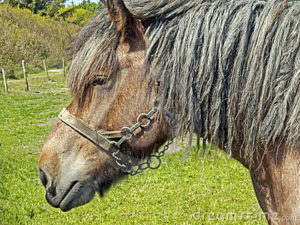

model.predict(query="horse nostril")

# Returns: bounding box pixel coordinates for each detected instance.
[47,183,56,196]
[39,167,48,188]
[39,167,57,198]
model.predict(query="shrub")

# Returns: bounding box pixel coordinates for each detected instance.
[0,4,80,76]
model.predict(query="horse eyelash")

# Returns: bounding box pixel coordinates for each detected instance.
[93,75,107,86]
[93,80,106,86]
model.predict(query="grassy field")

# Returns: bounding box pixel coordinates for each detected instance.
[0,72,267,224]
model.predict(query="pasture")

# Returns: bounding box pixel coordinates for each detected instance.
[0,72,265,224]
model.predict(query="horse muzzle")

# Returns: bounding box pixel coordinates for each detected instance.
[39,166,95,211]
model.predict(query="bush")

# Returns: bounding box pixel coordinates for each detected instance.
[57,6,95,26]
[0,4,80,77]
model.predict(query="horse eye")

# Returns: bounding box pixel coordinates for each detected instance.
[93,79,105,86]
[93,76,107,86]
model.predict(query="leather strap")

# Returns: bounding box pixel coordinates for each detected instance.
[58,108,118,152]
[100,131,122,139]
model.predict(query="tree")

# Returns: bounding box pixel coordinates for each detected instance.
[78,0,102,13]
[2,0,66,16]
[56,1,103,26]
[2,0,52,13]
[42,0,65,17]
[57,6,94,26]
[1,0,102,22]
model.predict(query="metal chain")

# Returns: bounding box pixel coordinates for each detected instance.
[111,138,174,175]
[113,107,158,148]
[128,138,174,176]
[110,107,158,171]
[110,107,174,176]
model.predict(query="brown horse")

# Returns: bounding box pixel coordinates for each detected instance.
[39,0,300,224]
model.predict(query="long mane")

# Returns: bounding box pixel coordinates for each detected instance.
[69,0,300,164]
[68,11,120,96]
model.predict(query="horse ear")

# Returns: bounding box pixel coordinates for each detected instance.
[104,0,142,42]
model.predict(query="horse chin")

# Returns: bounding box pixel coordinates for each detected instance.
[95,179,113,197]
[58,181,95,212]
[58,173,119,211]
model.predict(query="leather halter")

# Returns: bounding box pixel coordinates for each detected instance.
[58,108,121,152]
[57,79,165,174]
[58,107,158,172]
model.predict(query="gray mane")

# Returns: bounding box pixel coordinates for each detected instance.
[69,0,300,164]
[68,11,120,96]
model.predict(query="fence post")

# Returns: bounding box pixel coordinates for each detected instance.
[62,58,65,77]
[43,60,50,81]
[2,68,8,92]
[22,60,29,91]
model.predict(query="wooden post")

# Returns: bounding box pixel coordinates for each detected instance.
[43,60,50,81]
[22,60,29,91]
[62,58,65,77]
[2,68,8,92]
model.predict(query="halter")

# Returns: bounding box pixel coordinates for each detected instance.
[58,107,173,175]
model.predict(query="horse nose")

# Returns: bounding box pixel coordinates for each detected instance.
[39,167,48,188]
[39,167,61,207]
[39,167,50,188]
[39,167,56,196]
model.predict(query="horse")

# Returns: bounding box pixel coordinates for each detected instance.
[38,0,300,224]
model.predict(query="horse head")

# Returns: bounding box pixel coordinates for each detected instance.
[38,0,170,211]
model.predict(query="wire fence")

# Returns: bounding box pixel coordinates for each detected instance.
[1,58,66,93]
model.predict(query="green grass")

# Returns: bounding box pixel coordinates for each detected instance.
[0,72,267,224]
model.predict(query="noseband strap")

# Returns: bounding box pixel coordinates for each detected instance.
[58,108,118,152]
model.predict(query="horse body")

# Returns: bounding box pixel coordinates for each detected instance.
[39,0,300,224]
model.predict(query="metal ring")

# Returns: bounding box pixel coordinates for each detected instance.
[148,155,161,170]
[110,141,118,146]
[139,162,149,170]
[115,160,127,168]
[112,150,121,161]
[137,113,150,128]
[121,127,133,139]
